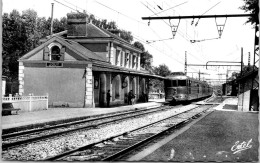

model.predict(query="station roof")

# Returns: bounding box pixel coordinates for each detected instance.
[20,35,163,80]
[92,61,165,79]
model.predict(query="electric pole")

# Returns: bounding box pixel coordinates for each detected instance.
[50,3,54,36]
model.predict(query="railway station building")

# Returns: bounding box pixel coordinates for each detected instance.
[18,14,162,108]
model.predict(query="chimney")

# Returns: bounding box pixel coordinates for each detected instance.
[67,12,88,37]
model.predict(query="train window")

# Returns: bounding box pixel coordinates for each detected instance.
[172,80,177,86]
[178,80,186,86]
[165,80,177,87]
[165,80,171,87]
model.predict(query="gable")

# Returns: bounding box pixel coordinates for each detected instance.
[25,42,84,61]
[28,49,44,60]
[64,52,77,61]
[20,36,109,65]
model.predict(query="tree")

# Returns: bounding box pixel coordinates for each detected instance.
[153,64,172,77]
[149,64,172,93]
[240,0,259,25]
[2,10,24,80]
[119,29,133,43]
[171,72,185,76]
[53,17,67,34]
[141,51,153,71]
[149,78,164,93]
[2,9,67,80]
[133,41,145,51]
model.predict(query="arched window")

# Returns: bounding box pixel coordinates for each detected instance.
[51,46,61,61]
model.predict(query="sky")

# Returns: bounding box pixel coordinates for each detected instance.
[2,0,256,85]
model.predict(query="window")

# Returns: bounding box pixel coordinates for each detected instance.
[129,54,132,68]
[115,50,120,65]
[172,80,177,86]
[136,54,139,69]
[44,43,65,61]
[125,53,129,67]
[165,80,177,87]
[178,80,187,86]
[132,55,136,68]
[120,51,124,66]
[50,46,61,61]
[165,80,171,87]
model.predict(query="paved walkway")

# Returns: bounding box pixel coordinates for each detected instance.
[128,97,259,162]
[1,100,164,130]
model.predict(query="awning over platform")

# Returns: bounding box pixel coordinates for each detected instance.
[92,65,165,80]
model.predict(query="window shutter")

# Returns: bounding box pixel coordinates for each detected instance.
[60,47,66,61]
[43,47,49,60]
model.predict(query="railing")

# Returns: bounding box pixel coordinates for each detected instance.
[2,94,48,112]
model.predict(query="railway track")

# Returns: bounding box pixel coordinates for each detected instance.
[2,105,174,150]
[45,104,216,161]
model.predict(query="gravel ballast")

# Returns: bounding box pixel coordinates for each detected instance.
[2,105,199,161]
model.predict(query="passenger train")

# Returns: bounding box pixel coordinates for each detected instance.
[164,74,213,104]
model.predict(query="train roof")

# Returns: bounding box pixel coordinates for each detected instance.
[165,75,211,86]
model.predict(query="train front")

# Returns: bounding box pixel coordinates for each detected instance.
[164,76,188,104]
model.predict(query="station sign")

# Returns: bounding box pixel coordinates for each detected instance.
[46,62,63,67]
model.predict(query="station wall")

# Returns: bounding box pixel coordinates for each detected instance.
[23,67,85,107]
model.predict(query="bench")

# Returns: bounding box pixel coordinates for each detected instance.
[2,103,21,116]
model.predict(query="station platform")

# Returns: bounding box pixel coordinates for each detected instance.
[1,99,165,131]
[128,98,259,162]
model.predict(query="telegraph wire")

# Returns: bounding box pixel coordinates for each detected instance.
[194,1,221,26]
[54,0,198,72]
[54,0,81,13]
[95,0,144,24]
[131,33,195,70]
[95,0,187,64]
[149,1,188,17]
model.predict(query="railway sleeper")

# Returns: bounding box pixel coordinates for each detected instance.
[102,146,125,151]
[114,141,139,146]
[131,133,155,137]
[62,155,98,161]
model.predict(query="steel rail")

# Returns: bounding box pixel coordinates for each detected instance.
[102,106,215,161]
[2,106,162,138]
[2,105,170,150]
[44,105,214,161]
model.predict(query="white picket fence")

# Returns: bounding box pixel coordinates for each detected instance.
[2,94,48,112]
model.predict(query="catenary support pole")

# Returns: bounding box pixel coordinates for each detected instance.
[50,3,54,36]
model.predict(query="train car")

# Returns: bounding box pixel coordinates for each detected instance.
[164,75,213,104]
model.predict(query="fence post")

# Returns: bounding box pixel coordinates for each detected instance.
[46,93,49,110]
[29,94,32,112]
[9,94,12,101]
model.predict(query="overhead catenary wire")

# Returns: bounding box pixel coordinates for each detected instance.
[95,0,190,65]
[142,1,203,54]
[134,35,198,71]
[143,1,206,66]
[94,0,202,66]
[54,0,80,13]
[194,1,221,26]
[55,0,199,72]
[149,1,188,17]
